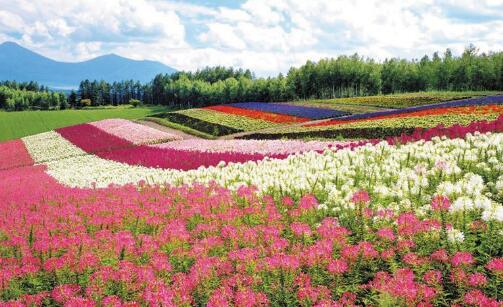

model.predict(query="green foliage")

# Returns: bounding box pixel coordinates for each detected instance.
[129,99,142,107]
[80,99,92,107]
[175,108,278,131]
[153,112,242,137]
[143,117,216,139]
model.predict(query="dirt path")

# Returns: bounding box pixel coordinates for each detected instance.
[135,120,202,140]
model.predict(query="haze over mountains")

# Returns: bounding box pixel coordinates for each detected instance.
[0,42,176,89]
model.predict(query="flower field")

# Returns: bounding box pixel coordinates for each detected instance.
[151,102,348,137]
[243,96,503,140]
[1,96,503,306]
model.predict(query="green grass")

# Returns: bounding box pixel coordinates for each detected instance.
[0,106,170,141]
[143,117,217,139]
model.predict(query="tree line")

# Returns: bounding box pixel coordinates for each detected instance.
[1,45,502,111]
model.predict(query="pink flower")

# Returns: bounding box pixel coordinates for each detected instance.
[468,272,487,287]
[282,196,294,207]
[486,258,503,275]
[464,289,486,305]
[376,228,395,241]
[291,222,312,237]
[234,288,268,307]
[351,190,370,204]
[431,195,450,212]
[298,195,319,210]
[450,268,468,286]
[51,284,81,304]
[451,251,475,267]
[327,259,348,275]
[423,270,442,286]
[431,249,449,263]
[381,248,396,260]
[297,285,330,304]
[403,253,425,266]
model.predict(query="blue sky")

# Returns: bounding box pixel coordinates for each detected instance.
[0,0,502,76]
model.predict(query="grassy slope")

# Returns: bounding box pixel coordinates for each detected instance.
[0,106,169,141]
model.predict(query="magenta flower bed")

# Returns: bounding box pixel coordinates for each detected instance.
[57,124,287,170]
[57,124,132,153]
[0,139,34,171]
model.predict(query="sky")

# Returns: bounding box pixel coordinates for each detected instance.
[0,0,502,76]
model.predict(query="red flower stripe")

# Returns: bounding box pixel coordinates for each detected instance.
[206,105,310,123]
[306,104,503,127]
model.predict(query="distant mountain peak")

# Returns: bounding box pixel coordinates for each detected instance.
[0,41,176,89]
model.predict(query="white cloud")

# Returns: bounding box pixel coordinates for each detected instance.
[0,0,502,76]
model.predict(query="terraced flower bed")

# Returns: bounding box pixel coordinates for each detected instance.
[152,112,243,137]
[205,105,310,123]
[229,102,350,119]
[245,102,503,140]
[317,91,501,108]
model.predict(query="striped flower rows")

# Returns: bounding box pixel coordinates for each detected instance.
[228,102,350,119]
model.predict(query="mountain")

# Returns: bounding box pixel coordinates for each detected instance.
[0,41,176,89]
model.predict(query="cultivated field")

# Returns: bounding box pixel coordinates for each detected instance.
[1,93,503,306]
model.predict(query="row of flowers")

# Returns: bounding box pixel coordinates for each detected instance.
[89,119,182,144]
[308,104,503,127]
[174,108,278,131]
[0,162,501,305]
[228,102,349,120]
[205,105,310,123]
[255,108,503,138]
[56,124,286,170]
[321,94,503,122]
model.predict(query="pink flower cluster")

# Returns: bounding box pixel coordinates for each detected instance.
[90,119,182,144]
[0,166,500,306]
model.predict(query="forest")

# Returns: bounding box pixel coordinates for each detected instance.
[1,45,502,111]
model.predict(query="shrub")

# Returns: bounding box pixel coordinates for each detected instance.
[129,99,142,108]
[81,99,92,107]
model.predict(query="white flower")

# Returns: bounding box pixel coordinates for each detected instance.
[482,205,503,222]
[447,228,465,243]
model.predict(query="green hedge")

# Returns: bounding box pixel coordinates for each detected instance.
[152,113,242,137]
[238,127,416,140]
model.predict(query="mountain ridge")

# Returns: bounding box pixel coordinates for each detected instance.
[0,42,176,89]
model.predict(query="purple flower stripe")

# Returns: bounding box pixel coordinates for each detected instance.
[229,102,350,119]
[335,95,503,121]
[57,124,288,170]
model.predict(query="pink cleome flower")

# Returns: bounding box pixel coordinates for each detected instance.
[486,258,503,275]
[431,195,451,212]
[451,251,475,267]
[351,190,370,204]
[327,259,349,275]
